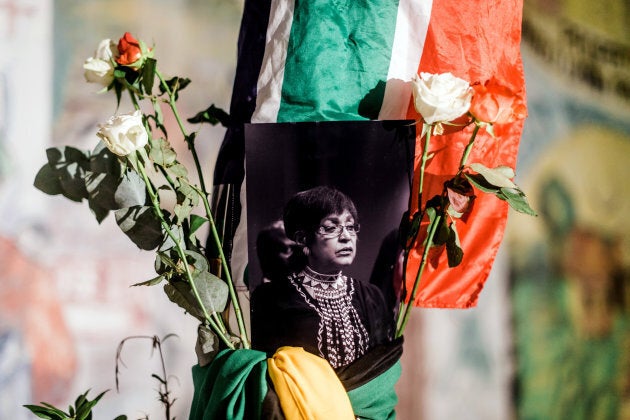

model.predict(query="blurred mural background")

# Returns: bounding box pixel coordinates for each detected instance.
[0,0,628,419]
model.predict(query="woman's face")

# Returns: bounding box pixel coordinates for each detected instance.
[307,209,358,273]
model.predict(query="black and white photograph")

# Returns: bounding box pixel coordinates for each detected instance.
[244,120,415,366]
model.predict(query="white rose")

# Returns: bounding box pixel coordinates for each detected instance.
[94,38,118,61]
[96,110,149,156]
[411,72,473,125]
[83,57,115,87]
[83,39,119,88]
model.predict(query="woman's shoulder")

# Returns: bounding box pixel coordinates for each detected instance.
[346,276,389,305]
[250,273,307,306]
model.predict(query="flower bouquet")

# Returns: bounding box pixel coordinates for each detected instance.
[35,32,249,355]
[395,72,535,334]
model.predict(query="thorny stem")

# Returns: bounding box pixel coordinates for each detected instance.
[458,122,481,171]
[156,70,207,193]
[154,70,249,347]
[417,124,432,204]
[194,185,250,349]
[396,120,480,337]
[130,69,249,348]
[396,212,442,337]
[136,158,233,349]
[394,124,433,336]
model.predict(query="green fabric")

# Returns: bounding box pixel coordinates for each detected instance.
[347,360,402,420]
[189,349,268,420]
[279,0,400,122]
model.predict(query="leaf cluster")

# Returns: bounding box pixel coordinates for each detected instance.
[23,389,126,420]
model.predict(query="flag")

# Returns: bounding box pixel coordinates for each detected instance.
[211,0,526,308]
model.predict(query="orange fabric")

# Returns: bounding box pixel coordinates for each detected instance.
[405,0,526,307]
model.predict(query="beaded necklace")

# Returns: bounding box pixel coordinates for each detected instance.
[291,266,369,368]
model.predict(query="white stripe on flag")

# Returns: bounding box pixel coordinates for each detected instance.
[378,0,433,120]
[251,0,295,123]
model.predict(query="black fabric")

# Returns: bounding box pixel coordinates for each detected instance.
[205,0,272,265]
[260,373,286,420]
[251,275,394,366]
[335,336,404,391]
[213,0,271,187]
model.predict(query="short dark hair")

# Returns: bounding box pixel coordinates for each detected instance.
[283,186,358,240]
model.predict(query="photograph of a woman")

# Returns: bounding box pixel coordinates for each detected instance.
[242,120,414,418]
[250,186,392,368]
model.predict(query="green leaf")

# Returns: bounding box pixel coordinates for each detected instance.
[132,274,164,287]
[58,162,89,202]
[164,281,204,320]
[159,76,191,101]
[196,324,220,365]
[142,57,156,94]
[85,171,119,210]
[464,173,501,194]
[174,179,199,223]
[190,215,208,236]
[174,203,193,223]
[42,147,92,203]
[499,187,538,216]
[62,147,91,167]
[74,390,107,420]
[167,162,188,178]
[184,249,210,273]
[89,143,121,176]
[114,206,163,250]
[469,163,517,189]
[194,270,229,313]
[88,197,110,224]
[432,215,449,246]
[114,79,123,109]
[446,222,464,267]
[114,170,147,208]
[155,251,178,276]
[149,137,177,167]
[34,164,64,196]
[187,104,231,126]
[22,404,67,420]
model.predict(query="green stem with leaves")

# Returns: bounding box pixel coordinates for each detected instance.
[194,185,250,348]
[135,156,233,349]
[394,124,433,336]
[156,70,207,193]
[396,212,442,337]
[153,70,249,348]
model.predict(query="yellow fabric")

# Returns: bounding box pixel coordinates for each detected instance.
[267,346,355,420]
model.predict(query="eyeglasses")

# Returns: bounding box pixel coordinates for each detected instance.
[317,223,360,238]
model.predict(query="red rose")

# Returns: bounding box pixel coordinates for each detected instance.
[115,32,143,66]
[469,78,527,124]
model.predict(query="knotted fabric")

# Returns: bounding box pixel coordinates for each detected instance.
[189,348,268,420]
[267,346,355,420]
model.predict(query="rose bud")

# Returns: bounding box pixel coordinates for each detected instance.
[445,178,475,217]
